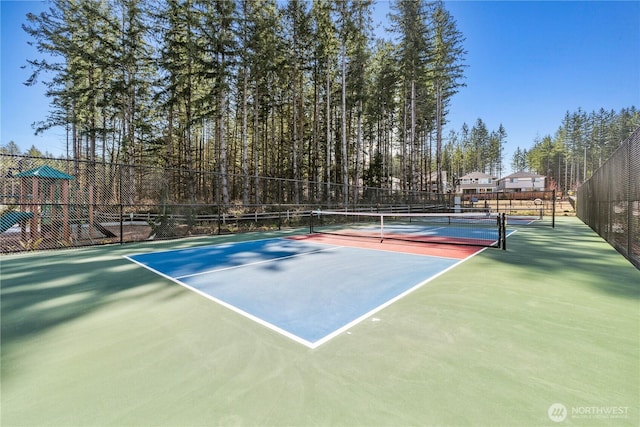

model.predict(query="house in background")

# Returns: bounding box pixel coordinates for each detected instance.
[497,171,546,192]
[425,171,450,193]
[456,172,498,194]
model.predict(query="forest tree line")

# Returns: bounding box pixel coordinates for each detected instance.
[16,0,466,205]
[439,107,639,194]
[9,0,639,205]
[510,107,638,193]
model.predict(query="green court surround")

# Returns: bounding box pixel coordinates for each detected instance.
[1,217,638,426]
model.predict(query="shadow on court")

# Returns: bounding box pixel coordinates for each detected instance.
[1,249,173,356]
[484,217,640,299]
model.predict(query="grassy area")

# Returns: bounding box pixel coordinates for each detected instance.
[1,217,638,426]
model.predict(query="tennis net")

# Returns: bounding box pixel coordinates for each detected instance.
[310,210,506,249]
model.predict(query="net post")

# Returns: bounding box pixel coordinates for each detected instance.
[501,213,507,250]
[309,210,315,234]
[497,212,502,249]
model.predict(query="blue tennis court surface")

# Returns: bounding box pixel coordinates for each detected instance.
[125,238,470,348]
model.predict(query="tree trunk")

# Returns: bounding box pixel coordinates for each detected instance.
[341,52,348,206]
[219,52,229,206]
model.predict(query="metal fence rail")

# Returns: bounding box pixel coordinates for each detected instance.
[577,126,640,269]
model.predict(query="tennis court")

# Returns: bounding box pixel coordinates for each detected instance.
[126,236,477,348]
[2,216,639,426]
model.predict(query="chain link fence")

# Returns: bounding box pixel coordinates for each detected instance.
[1,153,566,253]
[1,154,459,252]
[457,190,558,224]
[576,126,640,269]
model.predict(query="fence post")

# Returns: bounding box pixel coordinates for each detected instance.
[119,164,124,244]
[627,140,632,259]
[217,206,221,235]
[118,204,123,244]
[551,189,555,228]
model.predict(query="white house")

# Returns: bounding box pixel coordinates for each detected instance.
[457,172,498,194]
[425,171,450,193]
[497,171,546,192]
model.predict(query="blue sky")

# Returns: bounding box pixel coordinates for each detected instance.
[1,0,639,174]
[441,0,640,167]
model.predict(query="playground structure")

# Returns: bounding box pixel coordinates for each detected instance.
[3,165,75,244]
[0,165,122,250]
[0,211,34,234]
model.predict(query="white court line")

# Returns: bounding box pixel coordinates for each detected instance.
[308,246,489,348]
[124,253,318,348]
[124,237,494,349]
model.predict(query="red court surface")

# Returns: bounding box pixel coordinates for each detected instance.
[288,233,483,259]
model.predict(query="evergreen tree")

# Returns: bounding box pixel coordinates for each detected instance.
[470,118,488,172]
[486,124,506,176]
[242,0,283,202]
[282,0,312,203]
[366,40,398,189]
[0,141,22,155]
[429,1,466,192]
[389,0,429,191]
[347,0,372,203]
[310,0,338,202]
[24,0,111,161]
[112,0,156,166]
[511,147,527,172]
